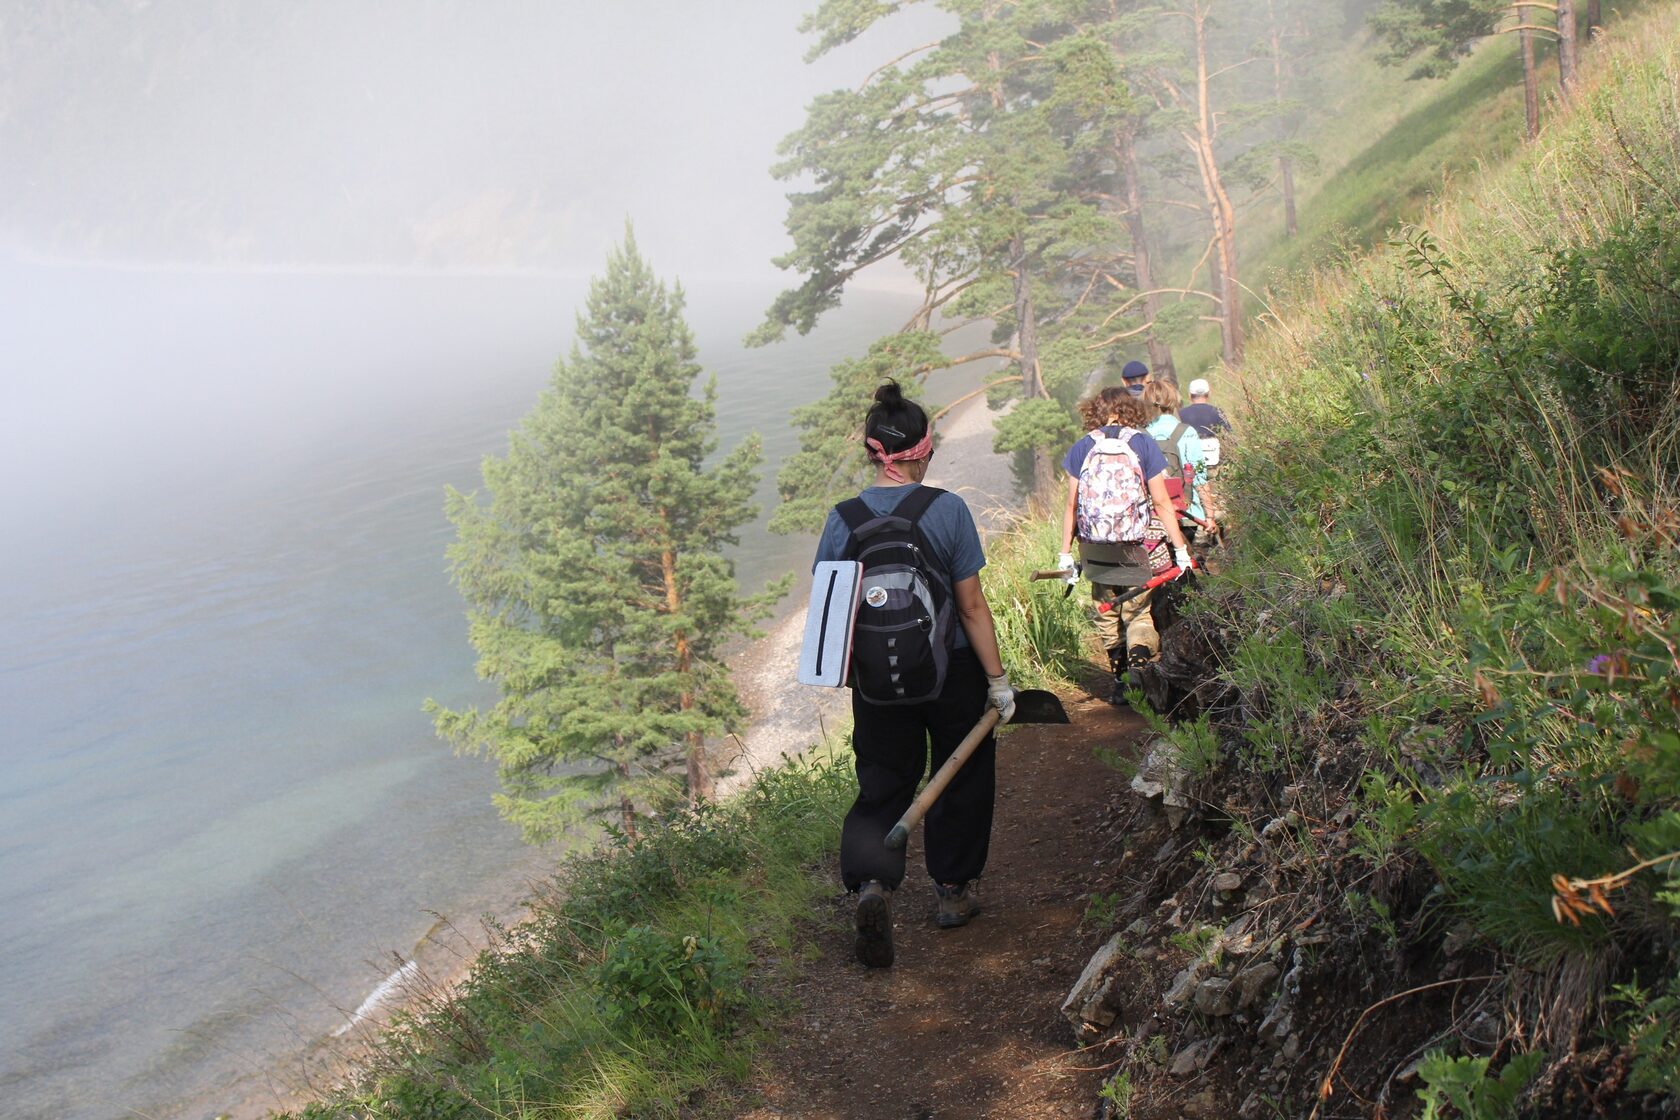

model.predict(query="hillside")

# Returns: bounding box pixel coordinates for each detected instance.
[267,3,1678,1118]
[1090,4,1680,1115]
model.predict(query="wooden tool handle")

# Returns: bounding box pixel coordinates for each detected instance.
[883,707,1003,851]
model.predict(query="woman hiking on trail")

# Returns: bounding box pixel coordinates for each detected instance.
[1142,378,1219,548]
[812,380,1016,968]
[1058,387,1191,707]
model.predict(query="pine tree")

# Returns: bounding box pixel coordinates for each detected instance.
[757,0,1129,499]
[427,231,777,843]
[1369,0,1586,141]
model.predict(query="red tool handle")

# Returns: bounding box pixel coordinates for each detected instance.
[1095,559,1195,613]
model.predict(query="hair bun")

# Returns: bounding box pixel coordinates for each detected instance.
[873,378,904,405]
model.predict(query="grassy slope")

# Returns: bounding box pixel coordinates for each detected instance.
[276,518,1088,1119]
[1163,26,1536,385]
[272,10,1674,1116]
[1107,4,1680,1112]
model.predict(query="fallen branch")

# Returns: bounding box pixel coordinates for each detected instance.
[1310,975,1502,1118]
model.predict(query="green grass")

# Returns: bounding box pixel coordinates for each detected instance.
[1156,23,1541,387]
[983,509,1098,691]
[280,750,855,1120]
[1204,0,1680,1092]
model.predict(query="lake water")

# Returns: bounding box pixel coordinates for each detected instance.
[0,260,919,1119]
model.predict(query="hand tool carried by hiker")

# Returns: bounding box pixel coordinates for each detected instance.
[1030,559,1193,602]
[883,688,1069,851]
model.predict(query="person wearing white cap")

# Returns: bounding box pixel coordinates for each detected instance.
[1179,379,1229,438]
[1178,379,1230,529]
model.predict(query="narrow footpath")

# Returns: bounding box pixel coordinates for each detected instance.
[737,690,1142,1120]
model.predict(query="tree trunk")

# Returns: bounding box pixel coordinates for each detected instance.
[1520,13,1540,141]
[1586,0,1600,37]
[1010,239,1060,497]
[1280,156,1298,236]
[659,542,712,805]
[987,23,1059,497]
[686,732,712,805]
[1119,127,1178,383]
[1557,0,1577,99]
[616,758,638,842]
[1267,0,1299,237]
[1186,1,1244,364]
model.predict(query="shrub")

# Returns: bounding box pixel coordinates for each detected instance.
[595,926,740,1035]
[1415,1048,1545,1120]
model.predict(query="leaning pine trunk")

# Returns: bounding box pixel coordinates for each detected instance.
[1187,0,1244,364]
[1521,13,1540,141]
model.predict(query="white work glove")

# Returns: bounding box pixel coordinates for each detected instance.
[986,672,1017,724]
[1057,551,1078,586]
[1173,547,1194,577]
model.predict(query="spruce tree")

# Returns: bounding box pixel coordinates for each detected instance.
[427,231,775,843]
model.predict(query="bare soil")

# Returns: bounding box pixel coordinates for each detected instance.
[734,690,1143,1120]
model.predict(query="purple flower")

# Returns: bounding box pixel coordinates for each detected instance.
[1585,654,1613,675]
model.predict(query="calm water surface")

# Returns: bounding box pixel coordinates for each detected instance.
[0,260,911,1119]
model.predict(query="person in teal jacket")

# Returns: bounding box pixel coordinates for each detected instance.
[1143,380,1218,542]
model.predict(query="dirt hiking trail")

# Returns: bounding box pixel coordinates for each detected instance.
[737,690,1141,1120]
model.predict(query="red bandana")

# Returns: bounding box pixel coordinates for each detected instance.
[866,430,934,483]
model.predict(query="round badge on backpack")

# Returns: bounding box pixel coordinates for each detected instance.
[864,586,889,608]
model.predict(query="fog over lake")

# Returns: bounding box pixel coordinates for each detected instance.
[0,3,949,1115]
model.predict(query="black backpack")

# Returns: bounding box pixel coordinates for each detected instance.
[836,486,955,705]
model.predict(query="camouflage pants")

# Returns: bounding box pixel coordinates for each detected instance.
[1094,583,1157,659]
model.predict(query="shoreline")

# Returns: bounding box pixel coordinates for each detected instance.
[197,389,1019,1119]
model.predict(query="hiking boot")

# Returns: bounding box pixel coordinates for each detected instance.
[1105,651,1130,708]
[854,881,894,967]
[934,881,982,929]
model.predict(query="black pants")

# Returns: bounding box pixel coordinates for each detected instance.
[840,648,996,891]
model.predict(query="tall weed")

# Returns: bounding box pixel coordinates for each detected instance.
[1210,0,1680,1081]
[983,508,1093,690]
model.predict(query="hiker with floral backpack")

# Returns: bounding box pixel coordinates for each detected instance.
[1057,387,1191,707]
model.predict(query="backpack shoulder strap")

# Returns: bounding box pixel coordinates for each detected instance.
[1170,421,1192,446]
[890,485,945,525]
[835,497,873,534]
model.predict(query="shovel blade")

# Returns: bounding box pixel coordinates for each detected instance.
[1007,688,1070,724]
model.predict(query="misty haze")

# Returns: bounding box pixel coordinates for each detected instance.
[1,4,945,1116]
[3,0,1673,1117]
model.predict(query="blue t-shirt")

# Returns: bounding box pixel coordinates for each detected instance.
[813,484,986,648]
[1061,426,1169,483]
[1179,402,1230,437]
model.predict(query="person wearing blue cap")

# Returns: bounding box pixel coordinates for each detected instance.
[1121,359,1151,396]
